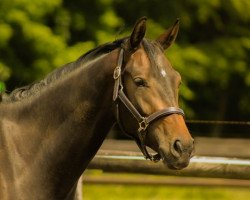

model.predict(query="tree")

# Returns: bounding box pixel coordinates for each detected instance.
[0,0,249,137]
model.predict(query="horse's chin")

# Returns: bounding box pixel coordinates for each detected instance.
[158,148,190,170]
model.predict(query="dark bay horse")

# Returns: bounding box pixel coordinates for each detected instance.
[0,17,194,200]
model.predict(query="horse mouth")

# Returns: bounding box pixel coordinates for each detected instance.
[158,148,190,170]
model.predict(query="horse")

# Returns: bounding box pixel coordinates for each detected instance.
[0,17,194,200]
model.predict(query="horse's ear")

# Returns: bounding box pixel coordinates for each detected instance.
[156,19,180,50]
[128,17,147,50]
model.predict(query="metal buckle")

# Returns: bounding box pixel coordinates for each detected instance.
[138,118,149,133]
[113,66,121,80]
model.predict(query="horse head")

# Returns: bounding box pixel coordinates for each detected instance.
[115,17,194,170]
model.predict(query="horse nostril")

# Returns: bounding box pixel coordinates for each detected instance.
[172,140,183,158]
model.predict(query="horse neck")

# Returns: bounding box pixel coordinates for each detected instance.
[1,49,119,198]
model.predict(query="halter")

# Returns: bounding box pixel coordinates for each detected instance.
[113,48,185,162]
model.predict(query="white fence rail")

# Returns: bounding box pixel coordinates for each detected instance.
[83,138,250,187]
[88,151,250,180]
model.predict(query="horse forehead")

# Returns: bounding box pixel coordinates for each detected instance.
[155,52,171,68]
[130,49,150,68]
[155,53,178,78]
[128,48,174,78]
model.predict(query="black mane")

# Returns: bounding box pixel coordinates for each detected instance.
[2,39,124,102]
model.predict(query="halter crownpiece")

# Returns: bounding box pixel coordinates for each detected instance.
[113,47,185,162]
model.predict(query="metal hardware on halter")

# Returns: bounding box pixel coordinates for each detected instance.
[113,66,121,80]
[113,47,185,162]
[113,49,124,102]
[138,118,148,133]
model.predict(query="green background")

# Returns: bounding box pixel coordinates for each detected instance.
[0,0,249,137]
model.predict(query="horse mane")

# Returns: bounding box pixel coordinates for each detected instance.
[1,39,124,103]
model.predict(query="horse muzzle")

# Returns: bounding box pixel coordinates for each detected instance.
[159,138,194,170]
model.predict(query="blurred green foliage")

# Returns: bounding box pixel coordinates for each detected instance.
[0,81,5,92]
[0,0,249,136]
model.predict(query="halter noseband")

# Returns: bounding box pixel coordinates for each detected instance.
[113,48,185,162]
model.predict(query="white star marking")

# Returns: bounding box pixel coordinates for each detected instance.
[160,69,167,77]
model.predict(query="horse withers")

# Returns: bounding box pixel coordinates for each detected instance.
[0,17,194,200]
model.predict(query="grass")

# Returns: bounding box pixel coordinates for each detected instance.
[82,171,250,200]
[82,184,250,200]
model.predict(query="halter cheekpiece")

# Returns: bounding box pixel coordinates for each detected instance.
[113,48,185,162]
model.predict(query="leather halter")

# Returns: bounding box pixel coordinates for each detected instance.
[113,48,185,162]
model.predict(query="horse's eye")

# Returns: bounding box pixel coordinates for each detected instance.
[134,78,147,87]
